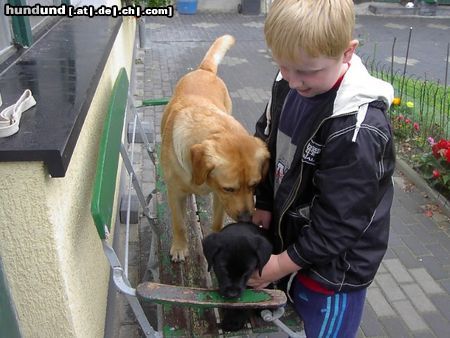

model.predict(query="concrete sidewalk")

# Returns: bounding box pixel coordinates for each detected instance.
[120,10,450,338]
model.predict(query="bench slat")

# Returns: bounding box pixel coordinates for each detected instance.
[137,283,287,309]
[155,160,220,336]
[181,198,220,336]
[140,97,170,107]
[91,68,129,239]
[154,176,190,336]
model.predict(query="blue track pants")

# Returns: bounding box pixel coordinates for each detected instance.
[291,279,367,338]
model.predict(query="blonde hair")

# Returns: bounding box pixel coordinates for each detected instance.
[264,0,355,61]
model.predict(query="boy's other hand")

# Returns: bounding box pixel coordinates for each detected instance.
[247,252,302,289]
[252,209,272,229]
[247,254,279,289]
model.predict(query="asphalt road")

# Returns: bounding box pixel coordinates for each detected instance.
[355,14,450,85]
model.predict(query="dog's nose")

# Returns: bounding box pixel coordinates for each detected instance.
[237,211,252,223]
[223,286,241,299]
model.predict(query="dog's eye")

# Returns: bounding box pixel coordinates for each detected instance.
[223,187,235,193]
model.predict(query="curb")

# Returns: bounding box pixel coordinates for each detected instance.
[354,2,450,19]
[396,157,450,219]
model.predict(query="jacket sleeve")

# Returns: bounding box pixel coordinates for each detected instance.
[286,106,395,268]
[254,73,290,212]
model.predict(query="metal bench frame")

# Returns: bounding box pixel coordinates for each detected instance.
[91,68,165,337]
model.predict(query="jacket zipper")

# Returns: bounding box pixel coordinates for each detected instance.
[266,79,282,141]
[275,111,358,250]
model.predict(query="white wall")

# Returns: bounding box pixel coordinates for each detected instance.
[0,13,136,338]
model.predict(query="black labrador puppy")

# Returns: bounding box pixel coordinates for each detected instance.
[202,222,273,331]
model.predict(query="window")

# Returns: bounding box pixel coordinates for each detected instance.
[28,0,62,32]
[0,0,63,63]
[0,0,14,61]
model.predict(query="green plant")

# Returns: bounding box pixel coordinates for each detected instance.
[366,62,450,143]
[146,0,171,6]
[390,99,421,141]
[365,57,450,201]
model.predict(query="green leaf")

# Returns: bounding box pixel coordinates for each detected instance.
[442,175,450,185]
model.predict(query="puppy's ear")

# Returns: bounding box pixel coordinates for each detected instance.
[191,143,215,185]
[202,233,221,272]
[254,237,273,276]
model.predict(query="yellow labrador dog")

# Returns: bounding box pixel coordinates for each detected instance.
[161,35,270,262]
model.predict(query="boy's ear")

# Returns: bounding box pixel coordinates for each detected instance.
[343,39,359,63]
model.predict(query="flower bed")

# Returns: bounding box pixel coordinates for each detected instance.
[415,138,450,199]
[390,98,450,201]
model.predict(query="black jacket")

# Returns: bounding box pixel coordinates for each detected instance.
[255,55,396,292]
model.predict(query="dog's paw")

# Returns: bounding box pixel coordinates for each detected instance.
[170,245,189,262]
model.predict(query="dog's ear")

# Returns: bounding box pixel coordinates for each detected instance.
[254,237,273,276]
[202,233,221,272]
[191,143,215,185]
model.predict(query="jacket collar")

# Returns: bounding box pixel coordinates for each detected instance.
[333,54,394,117]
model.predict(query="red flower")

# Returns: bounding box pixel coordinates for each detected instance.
[405,118,411,124]
[432,139,450,159]
[432,169,441,178]
[413,122,419,131]
[437,139,449,149]
[446,149,450,163]
[432,146,439,159]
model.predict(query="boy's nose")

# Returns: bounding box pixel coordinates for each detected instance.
[286,74,304,90]
[289,78,305,90]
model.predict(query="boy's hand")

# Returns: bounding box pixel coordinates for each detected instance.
[247,254,280,289]
[247,252,301,289]
[252,208,272,229]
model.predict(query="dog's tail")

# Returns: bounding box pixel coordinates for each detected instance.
[198,35,235,74]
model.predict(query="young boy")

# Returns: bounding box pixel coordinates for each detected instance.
[247,0,395,337]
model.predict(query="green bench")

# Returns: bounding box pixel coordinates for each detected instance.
[90,68,302,337]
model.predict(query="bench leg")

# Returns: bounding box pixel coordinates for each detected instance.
[261,308,306,338]
[143,228,160,282]
[125,294,162,338]
[103,241,161,337]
